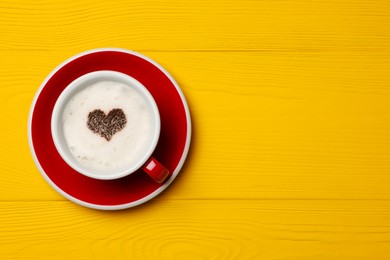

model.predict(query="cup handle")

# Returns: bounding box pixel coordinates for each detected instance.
[142,157,170,183]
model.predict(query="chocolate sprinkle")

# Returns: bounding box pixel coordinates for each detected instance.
[87,109,127,141]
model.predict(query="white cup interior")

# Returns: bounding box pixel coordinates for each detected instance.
[51,71,160,180]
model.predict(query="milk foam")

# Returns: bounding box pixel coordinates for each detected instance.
[62,80,154,173]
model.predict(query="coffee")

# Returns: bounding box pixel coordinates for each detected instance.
[62,80,154,172]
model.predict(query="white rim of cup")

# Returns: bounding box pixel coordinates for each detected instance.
[27,48,192,210]
[51,70,161,180]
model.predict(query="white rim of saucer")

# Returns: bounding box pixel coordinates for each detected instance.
[27,48,192,210]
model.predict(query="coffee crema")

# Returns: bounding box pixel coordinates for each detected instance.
[62,80,154,172]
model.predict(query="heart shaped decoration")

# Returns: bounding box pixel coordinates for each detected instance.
[87,109,127,141]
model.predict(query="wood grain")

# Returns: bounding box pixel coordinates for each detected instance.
[0,0,389,51]
[1,200,390,259]
[1,0,390,258]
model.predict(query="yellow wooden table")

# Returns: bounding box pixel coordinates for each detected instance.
[1,0,390,259]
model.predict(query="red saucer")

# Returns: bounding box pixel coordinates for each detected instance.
[28,49,191,210]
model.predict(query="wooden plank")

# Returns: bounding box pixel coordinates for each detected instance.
[0,0,389,51]
[0,200,390,259]
[0,51,389,200]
